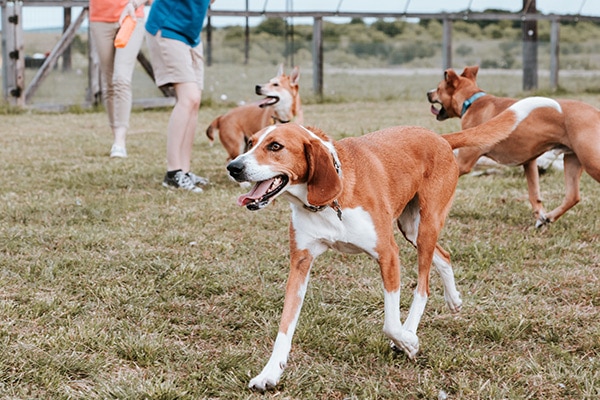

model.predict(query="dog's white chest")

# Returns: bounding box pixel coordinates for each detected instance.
[291,206,379,257]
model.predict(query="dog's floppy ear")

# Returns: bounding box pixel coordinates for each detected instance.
[444,69,459,88]
[305,139,342,207]
[461,65,479,80]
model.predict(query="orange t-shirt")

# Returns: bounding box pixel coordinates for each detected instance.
[89,0,144,23]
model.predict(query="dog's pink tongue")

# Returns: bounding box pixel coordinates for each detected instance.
[430,105,440,116]
[237,180,272,206]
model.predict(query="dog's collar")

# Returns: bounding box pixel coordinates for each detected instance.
[303,153,343,220]
[461,92,486,116]
[271,116,291,124]
[303,199,343,220]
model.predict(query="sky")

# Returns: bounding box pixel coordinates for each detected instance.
[11,0,600,31]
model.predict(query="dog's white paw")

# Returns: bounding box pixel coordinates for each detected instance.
[535,214,551,228]
[249,372,280,392]
[248,361,285,392]
[445,291,463,314]
[389,329,419,359]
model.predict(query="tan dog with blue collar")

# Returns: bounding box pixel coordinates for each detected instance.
[428,65,600,227]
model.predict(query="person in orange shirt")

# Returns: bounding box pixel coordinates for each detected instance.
[89,0,148,158]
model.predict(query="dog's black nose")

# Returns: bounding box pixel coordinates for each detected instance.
[227,159,245,181]
[255,85,262,95]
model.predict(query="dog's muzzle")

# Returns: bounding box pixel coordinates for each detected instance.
[255,85,280,108]
[227,159,290,211]
[427,90,449,121]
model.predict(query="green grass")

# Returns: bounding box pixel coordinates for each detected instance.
[1,70,599,399]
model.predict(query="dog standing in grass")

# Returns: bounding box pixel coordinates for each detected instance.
[206,64,302,161]
[226,97,559,391]
[427,65,600,227]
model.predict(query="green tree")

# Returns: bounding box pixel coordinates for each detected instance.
[254,18,286,36]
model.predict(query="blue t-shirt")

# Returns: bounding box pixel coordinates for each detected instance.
[145,0,211,47]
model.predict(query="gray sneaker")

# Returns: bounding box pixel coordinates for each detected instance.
[162,171,203,193]
[187,172,209,186]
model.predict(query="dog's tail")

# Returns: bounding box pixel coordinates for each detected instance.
[205,116,221,143]
[442,97,562,151]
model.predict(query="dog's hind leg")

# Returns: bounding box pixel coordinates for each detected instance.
[537,152,583,227]
[396,198,460,313]
[433,244,462,313]
[383,197,431,359]
[523,160,547,222]
[379,237,422,360]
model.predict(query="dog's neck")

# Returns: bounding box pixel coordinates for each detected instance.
[461,91,486,116]
[272,90,300,124]
[286,140,344,221]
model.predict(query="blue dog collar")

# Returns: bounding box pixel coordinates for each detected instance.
[461,92,486,116]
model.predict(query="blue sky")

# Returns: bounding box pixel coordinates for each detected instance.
[15,0,600,30]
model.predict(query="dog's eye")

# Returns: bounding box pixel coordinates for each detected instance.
[267,142,283,151]
[273,83,279,86]
[247,140,254,149]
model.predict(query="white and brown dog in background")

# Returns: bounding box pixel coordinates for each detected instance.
[226,97,561,391]
[206,64,303,161]
[428,65,600,227]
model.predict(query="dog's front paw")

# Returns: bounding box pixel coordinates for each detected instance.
[445,291,463,314]
[248,361,285,392]
[249,372,279,392]
[535,213,550,228]
[389,329,419,360]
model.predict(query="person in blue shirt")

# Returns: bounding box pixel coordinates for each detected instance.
[143,0,213,192]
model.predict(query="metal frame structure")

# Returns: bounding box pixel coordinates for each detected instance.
[2,0,600,107]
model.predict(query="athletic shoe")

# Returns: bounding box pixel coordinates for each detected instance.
[187,172,209,186]
[110,144,127,158]
[162,171,203,193]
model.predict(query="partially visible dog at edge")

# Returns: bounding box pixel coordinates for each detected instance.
[226,97,559,391]
[427,65,600,227]
[206,64,303,161]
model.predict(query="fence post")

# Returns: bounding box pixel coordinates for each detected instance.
[312,16,323,100]
[549,18,560,91]
[522,0,538,90]
[442,17,452,71]
[2,1,25,106]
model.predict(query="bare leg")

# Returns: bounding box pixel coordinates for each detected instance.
[167,82,201,172]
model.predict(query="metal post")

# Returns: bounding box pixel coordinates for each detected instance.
[206,15,212,66]
[522,0,538,90]
[62,7,72,71]
[312,16,323,100]
[442,17,452,71]
[549,18,560,90]
[2,1,25,106]
[244,0,249,64]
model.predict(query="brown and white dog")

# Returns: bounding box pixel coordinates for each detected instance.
[427,65,600,227]
[226,97,559,391]
[206,64,303,161]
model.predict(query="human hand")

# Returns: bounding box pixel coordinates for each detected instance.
[119,1,136,25]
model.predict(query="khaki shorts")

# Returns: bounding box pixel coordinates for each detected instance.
[145,30,204,89]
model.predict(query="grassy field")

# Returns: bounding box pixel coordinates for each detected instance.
[1,68,599,399]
